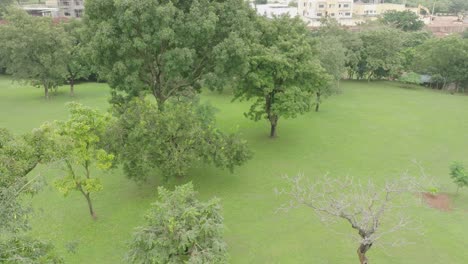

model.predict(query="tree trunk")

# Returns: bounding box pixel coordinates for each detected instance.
[154,92,166,111]
[270,122,277,138]
[44,85,49,100]
[315,92,321,112]
[357,243,371,264]
[70,77,75,97]
[83,192,97,220]
[265,92,278,138]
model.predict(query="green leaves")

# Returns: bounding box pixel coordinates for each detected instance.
[127,182,228,264]
[449,162,468,192]
[234,16,330,136]
[87,0,257,106]
[107,98,252,181]
[0,9,70,98]
[0,235,63,264]
[54,176,77,197]
[39,103,114,218]
[412,36,468,88]
[380,10,425,32]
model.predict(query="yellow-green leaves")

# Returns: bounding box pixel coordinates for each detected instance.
[54,176,77,197]
[96,150,115,170]
[41,103,114,218]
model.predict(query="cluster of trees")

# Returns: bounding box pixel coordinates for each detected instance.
[1,1,468,263]
[312,15,468,91]
[0,9,91,98]
[1,0,333,261]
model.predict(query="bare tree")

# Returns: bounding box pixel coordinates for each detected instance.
[277,173,426,264]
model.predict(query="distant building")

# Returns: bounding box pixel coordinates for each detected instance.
[298,0,353,22]
[56,0,85,18]
[22,6,59,17]
[21,0,59,17]
[353,3,408,17]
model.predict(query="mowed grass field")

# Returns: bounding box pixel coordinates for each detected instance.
[1,75,468,263]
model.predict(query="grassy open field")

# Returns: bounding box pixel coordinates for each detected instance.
[1,75,467,263]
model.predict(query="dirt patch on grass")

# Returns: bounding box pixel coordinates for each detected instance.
[422,193,452,212]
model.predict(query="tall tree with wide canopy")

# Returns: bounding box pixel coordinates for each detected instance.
[0,10,70,99]
[86,0,257,110]
[234,16,330,137]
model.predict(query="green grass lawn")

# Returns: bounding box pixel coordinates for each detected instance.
[1,75,467,263]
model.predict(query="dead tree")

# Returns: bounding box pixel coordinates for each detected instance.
[277,173,425,264]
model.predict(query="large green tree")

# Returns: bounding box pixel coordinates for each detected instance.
[314,18,363,80]
[40,103,114,219]
[62,19,93,97]
[0,10,70,99]
[234,16,329,137]
[106,99,252,182]
[380,10,425,32]
[358,28,404,80]
[86,0,257,110]
[413,36,468,90]
[127,182,228,264]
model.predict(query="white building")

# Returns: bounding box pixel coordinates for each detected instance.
[53,0,85,18]
[298,0,353,22]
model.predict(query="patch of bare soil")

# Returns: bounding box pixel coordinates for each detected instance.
[422,193,452,212]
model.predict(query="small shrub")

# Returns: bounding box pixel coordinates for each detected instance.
[449,162,468,194]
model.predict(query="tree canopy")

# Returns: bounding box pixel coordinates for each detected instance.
[356,28,404,80]
[106,99,252,181]
[380,10,425,32]
[234,16,330,137]
[413,36,468,90]
[62,19,93,96]
[86,0,257,109]
[127,182,227,264]
[0,10,70,99]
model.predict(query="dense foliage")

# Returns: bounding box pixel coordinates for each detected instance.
[62,19,93,96]
[0,10,70,99]
[107,99,252,181]
[0,236,63,264]
[380,10,425,32]
[86,0,257,109]
[0,129,62,262]
[127,182,227,264]
[449,162,468,193]
[234,16,330,137]
[413,36,468,90]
